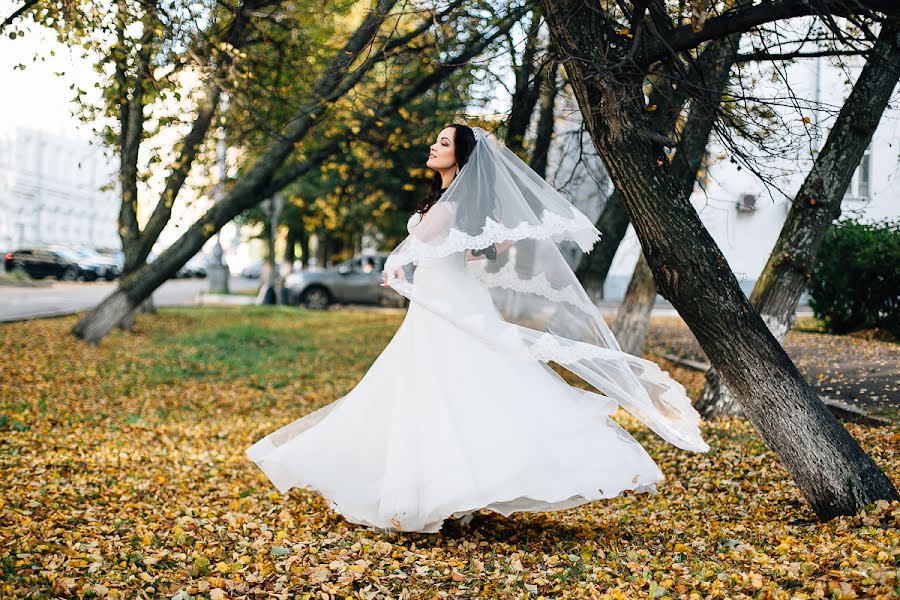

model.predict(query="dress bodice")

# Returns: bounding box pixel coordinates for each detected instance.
[406,211,422,233]
[405,211,465,270]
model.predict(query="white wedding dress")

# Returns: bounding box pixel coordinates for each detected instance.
[245,212,665,533]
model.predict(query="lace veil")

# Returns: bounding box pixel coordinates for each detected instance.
[383,126,710,453]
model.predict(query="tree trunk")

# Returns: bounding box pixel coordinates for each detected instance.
[320,231,331,268]
[573,19,744,303]
[72,2,525,344]
[575,192,629,302]
[612,19,742,353]
[697,19,900,418]
[284,227,297,266]
[504,10,544,157]
[540,0,899,519]
[612,252,656,355]
[507,62,561,320]
[298,220,310,268]
[529,60,559,179]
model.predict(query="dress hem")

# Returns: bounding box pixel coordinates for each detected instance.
[245,446,665,534]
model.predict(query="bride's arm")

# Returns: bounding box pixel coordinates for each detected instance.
[410,202,454,242]
[410,203,514,262]
[382,203,456,284]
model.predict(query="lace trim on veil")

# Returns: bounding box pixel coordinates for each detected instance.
[470,259,599,316]
[518,331,709,452]
[387,207,601,267]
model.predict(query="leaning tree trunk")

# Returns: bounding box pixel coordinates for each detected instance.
[612,23,741,353]
[540,0,899,519]
[612,252,656,355]
[571,68,700,300]
[116,295,156,331]
[696,19,900,418]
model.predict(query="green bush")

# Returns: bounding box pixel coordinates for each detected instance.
[808,218,899,336]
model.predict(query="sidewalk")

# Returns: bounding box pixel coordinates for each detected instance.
[645,315,898,420]
[196,292,258,306]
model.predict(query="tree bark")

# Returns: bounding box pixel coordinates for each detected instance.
[284,227,297,265]
[297,220,310,268]
[571,33,725,302]
[73,0,404,339]
[575,192,629,302]
[613,17,743,353]
[508,60,560,319]
[612,252,656,355]
[697,19,900,418]
[540,0,899,519]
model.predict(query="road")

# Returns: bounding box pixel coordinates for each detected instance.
[0,276,259,322]
[0,276,815,323]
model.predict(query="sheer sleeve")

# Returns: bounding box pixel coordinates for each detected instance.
[410,202,455,243]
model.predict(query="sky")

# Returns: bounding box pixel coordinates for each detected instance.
[0,23,101,139]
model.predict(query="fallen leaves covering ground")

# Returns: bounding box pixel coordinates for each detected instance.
[1,307,898,599]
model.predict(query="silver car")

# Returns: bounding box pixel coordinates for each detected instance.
[284,253,409,309]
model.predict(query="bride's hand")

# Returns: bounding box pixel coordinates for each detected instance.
[380,268,405,287]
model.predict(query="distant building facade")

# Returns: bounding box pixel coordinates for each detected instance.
[669,51,899,286]
[548,44,899,299]
[0,127,120,252]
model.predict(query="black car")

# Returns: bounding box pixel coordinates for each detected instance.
[4,247,104,281]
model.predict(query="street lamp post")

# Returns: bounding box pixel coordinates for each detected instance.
[256,192,284,305]
[207,96,231,294]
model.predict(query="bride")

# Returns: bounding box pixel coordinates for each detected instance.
[245,124,710,534]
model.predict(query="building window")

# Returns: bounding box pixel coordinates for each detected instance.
[845,145,872,201]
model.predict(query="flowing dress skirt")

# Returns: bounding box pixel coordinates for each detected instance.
[246,254,664,533]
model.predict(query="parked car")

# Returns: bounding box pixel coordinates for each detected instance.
[4,247,103,281]
[70,247,121,280]
[240,259,264,279]
[284,253,408,309]
[177,254,208,278]
[95,248,125,270]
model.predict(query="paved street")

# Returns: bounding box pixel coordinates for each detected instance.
[0,276,259,322]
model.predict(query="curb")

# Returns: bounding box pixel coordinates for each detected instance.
[0,279,54,288]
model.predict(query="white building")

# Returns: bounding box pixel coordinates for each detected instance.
[549,45,899,299]
[0,127,120,252]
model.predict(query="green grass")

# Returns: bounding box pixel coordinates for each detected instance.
[141,318,318,385]
[793,315,828,333]
[128,305,406,412]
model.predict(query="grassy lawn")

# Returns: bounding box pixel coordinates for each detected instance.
[1,307,897,599]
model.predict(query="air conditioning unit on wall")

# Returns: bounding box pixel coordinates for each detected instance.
[737,193,757,213]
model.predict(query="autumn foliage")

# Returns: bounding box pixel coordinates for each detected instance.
[1,308,898,598]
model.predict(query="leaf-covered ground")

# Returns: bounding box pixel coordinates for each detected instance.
[1,307,898,599]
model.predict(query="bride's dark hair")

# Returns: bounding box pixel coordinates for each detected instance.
[415,123,477,215]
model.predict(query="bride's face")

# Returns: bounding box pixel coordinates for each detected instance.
[426,127,456,171]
